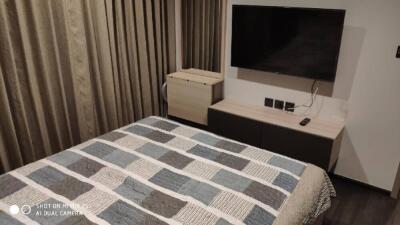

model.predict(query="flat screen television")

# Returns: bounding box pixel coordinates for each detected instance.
[231,5,345,81]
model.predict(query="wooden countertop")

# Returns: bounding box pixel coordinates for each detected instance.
[168,71,223,86]
[182,68,223,79]
[209,99,345,140]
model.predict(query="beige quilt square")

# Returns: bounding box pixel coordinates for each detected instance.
[90,167,127,189]
[241,147,273,163]
[125,159,162,179]
[114,135,147,150]
[166,137,197,152]
[210,191,254,221]
[183,161,220,180]
[74,188,117,215]
[173,203,219,225]
[242,162,279,183]
[171,127,199,138]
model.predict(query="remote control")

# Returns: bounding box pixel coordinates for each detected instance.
[299,117,311,126]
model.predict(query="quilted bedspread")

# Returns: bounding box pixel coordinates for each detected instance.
[0,116,335,225]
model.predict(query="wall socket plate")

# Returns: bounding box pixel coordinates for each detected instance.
[264,98,274,107]
[285,102,295,112]
[274,99,284,110]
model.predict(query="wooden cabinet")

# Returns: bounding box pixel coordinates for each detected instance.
[208,100,345,171]
[208,109,262,147]
[261,123,335,170]
[167,69,223,125]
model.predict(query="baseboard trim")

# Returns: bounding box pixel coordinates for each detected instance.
[390,162,400,199]
[329,173,391,195]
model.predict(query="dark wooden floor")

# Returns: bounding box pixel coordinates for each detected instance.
[323,176,399,225]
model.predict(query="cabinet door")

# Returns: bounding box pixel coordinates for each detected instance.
[261,123,333,170]
[208,109,262,147]
[168,77,212,125]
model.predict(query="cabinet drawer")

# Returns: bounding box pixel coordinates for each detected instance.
[167,77,212,124]
[208,109,262,147]
[261,124,333,170]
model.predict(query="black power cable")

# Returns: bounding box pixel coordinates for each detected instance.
[290,79,318,110]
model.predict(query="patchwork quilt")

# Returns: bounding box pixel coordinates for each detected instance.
[0,116,335,225]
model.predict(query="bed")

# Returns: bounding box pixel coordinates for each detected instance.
[0,116,335,225]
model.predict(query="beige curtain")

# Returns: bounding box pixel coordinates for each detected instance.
[181,0,225,72]
[0,0,176,173]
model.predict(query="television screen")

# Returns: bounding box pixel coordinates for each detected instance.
[231,5,345,81]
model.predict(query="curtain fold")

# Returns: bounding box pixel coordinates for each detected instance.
[181,0,225,72]
[0,0,176,172]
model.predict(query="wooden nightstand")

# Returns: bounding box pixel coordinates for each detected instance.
[167,69,223,125]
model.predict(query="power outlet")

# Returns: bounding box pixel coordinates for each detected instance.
[397,46,400,58]
[274,99,284,110]
[285,102,295,112]
[264,98,274,107]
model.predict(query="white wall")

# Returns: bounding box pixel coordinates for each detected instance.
[225,0,400,190]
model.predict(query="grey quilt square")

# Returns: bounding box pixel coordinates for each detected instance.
[136,143,170,159]
[49,176,94,200]
[211,169,252,192]
[41,172,93,200]
[137,117,160,125]
[243,181,286,210]
[191,133,221,145]
[149,169,190,192]
[98,131,127,142]
[114,177,153,204]
[99,200,168,225]
[0,174,26,199]
[141,190,187,218]
[215,152,250,170]
[28,166,67,188]
[215,140,247,153]
[273,172,299,192]
[158,151,194,169]
[187,145,220,161]
[30,167,93,200]
[268,156,305,176]
[81,142,116,159]
[28,199,76,225]
[244,205,276,225]
[58,215,96,225]
[152,120,179,131]
[99,200,146,224]
[0,211,24,225]
[67,157,105,178]
[103,149,140,168]
[125,125,153,136]
[144,130,175,143]
[178,180,220,205]
[215,218,234,225]
[48,151,82,167]
[140,215,169,225]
